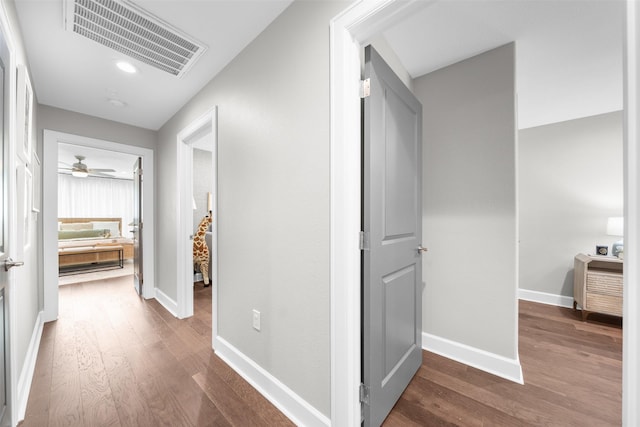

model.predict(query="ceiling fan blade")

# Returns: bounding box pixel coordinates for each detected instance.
[58,167,73,171]
[89,168,116,173]
[89,171,116,178]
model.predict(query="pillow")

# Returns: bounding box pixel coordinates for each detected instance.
[60,222,93,231]
[58,229,110,240]
[91,221,121,238]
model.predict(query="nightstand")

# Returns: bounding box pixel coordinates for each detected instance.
[573,253,623,321]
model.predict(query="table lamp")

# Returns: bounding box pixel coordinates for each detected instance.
[607,217,624,258]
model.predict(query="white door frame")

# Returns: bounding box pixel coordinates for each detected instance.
[329,1,639,425]
[0,3,16,425]
[175,107,218,342]
[329,2,429,424]
[623,1,639,425]
[42,130,156,321]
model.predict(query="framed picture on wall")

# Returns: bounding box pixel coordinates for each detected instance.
[17,64,33,164]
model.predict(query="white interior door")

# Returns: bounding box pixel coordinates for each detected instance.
[362,45,423,426]
[0,38,9,427]
[0,22,17,426]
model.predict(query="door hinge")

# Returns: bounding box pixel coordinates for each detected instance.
[359,383,370,405]
[360,78,370,98]
[359,231,369,251]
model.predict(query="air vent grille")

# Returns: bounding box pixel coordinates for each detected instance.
[65,0,206,77]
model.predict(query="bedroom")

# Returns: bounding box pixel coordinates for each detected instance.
[56,143,138,283]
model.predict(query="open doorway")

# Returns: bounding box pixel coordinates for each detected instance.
[42,130,155,322]
[56,143,138,288]
[330,1,636,425]
[175,107,217,343]
[191,142,214,314]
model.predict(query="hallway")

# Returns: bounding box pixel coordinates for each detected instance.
[20,277,292,426]
[19,275,622,426]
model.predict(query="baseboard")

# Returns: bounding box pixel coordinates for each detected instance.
[215,336,330,427]
[518,288,574,309]
[17,311,44,422]
[422,332,524,384]
[154,288,178,317]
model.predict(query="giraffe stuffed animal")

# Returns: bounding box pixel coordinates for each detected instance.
[193,211,213,287]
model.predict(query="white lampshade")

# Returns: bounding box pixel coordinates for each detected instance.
[71,170,88,178]
[606,217,624,236]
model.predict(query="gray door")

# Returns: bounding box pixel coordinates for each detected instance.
[362,45,423,427]
[133,157,143,296]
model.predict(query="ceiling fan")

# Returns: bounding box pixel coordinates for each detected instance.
[58,155,116,178]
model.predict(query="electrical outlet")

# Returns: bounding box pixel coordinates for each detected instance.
[252,309,261,331]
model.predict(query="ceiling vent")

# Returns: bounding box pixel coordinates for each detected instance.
[64,0,206,77]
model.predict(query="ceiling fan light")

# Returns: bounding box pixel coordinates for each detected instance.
[72,170,88,178]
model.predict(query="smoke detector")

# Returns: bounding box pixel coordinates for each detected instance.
[64,0,207,77]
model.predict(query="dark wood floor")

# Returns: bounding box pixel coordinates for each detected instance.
[20,276,622,426]
[20,276,293,427]
[384,301,622,426]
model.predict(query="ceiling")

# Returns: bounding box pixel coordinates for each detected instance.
[382,0,624,130]
[16,0,624,157]
[15,0,293,130]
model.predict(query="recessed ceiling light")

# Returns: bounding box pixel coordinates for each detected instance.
[116,61,137,74]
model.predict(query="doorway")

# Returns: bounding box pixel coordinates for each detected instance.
[42,130,155,322]
[56,143,138,288]
[175,107,217,342]
[329,1,639,425]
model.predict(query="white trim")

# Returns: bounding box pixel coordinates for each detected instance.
[16,311,43,422]
[215,336,330,427]
[154,288,177,318]
[518,289,574,309]
[623,0,639,424]
[175,107,218,323]
[422,332,524,385]
[43,130,156,322]
[329,5,364,426]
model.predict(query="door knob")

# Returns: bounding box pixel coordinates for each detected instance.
[4,258,24,271]
[417,245,428,254]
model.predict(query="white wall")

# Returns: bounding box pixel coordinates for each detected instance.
[157,1,349,417]
[519,112,623,297]
[413,44,518,360]
[37,105,157,151]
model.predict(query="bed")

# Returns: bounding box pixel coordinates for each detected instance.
[58,217,134,273]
